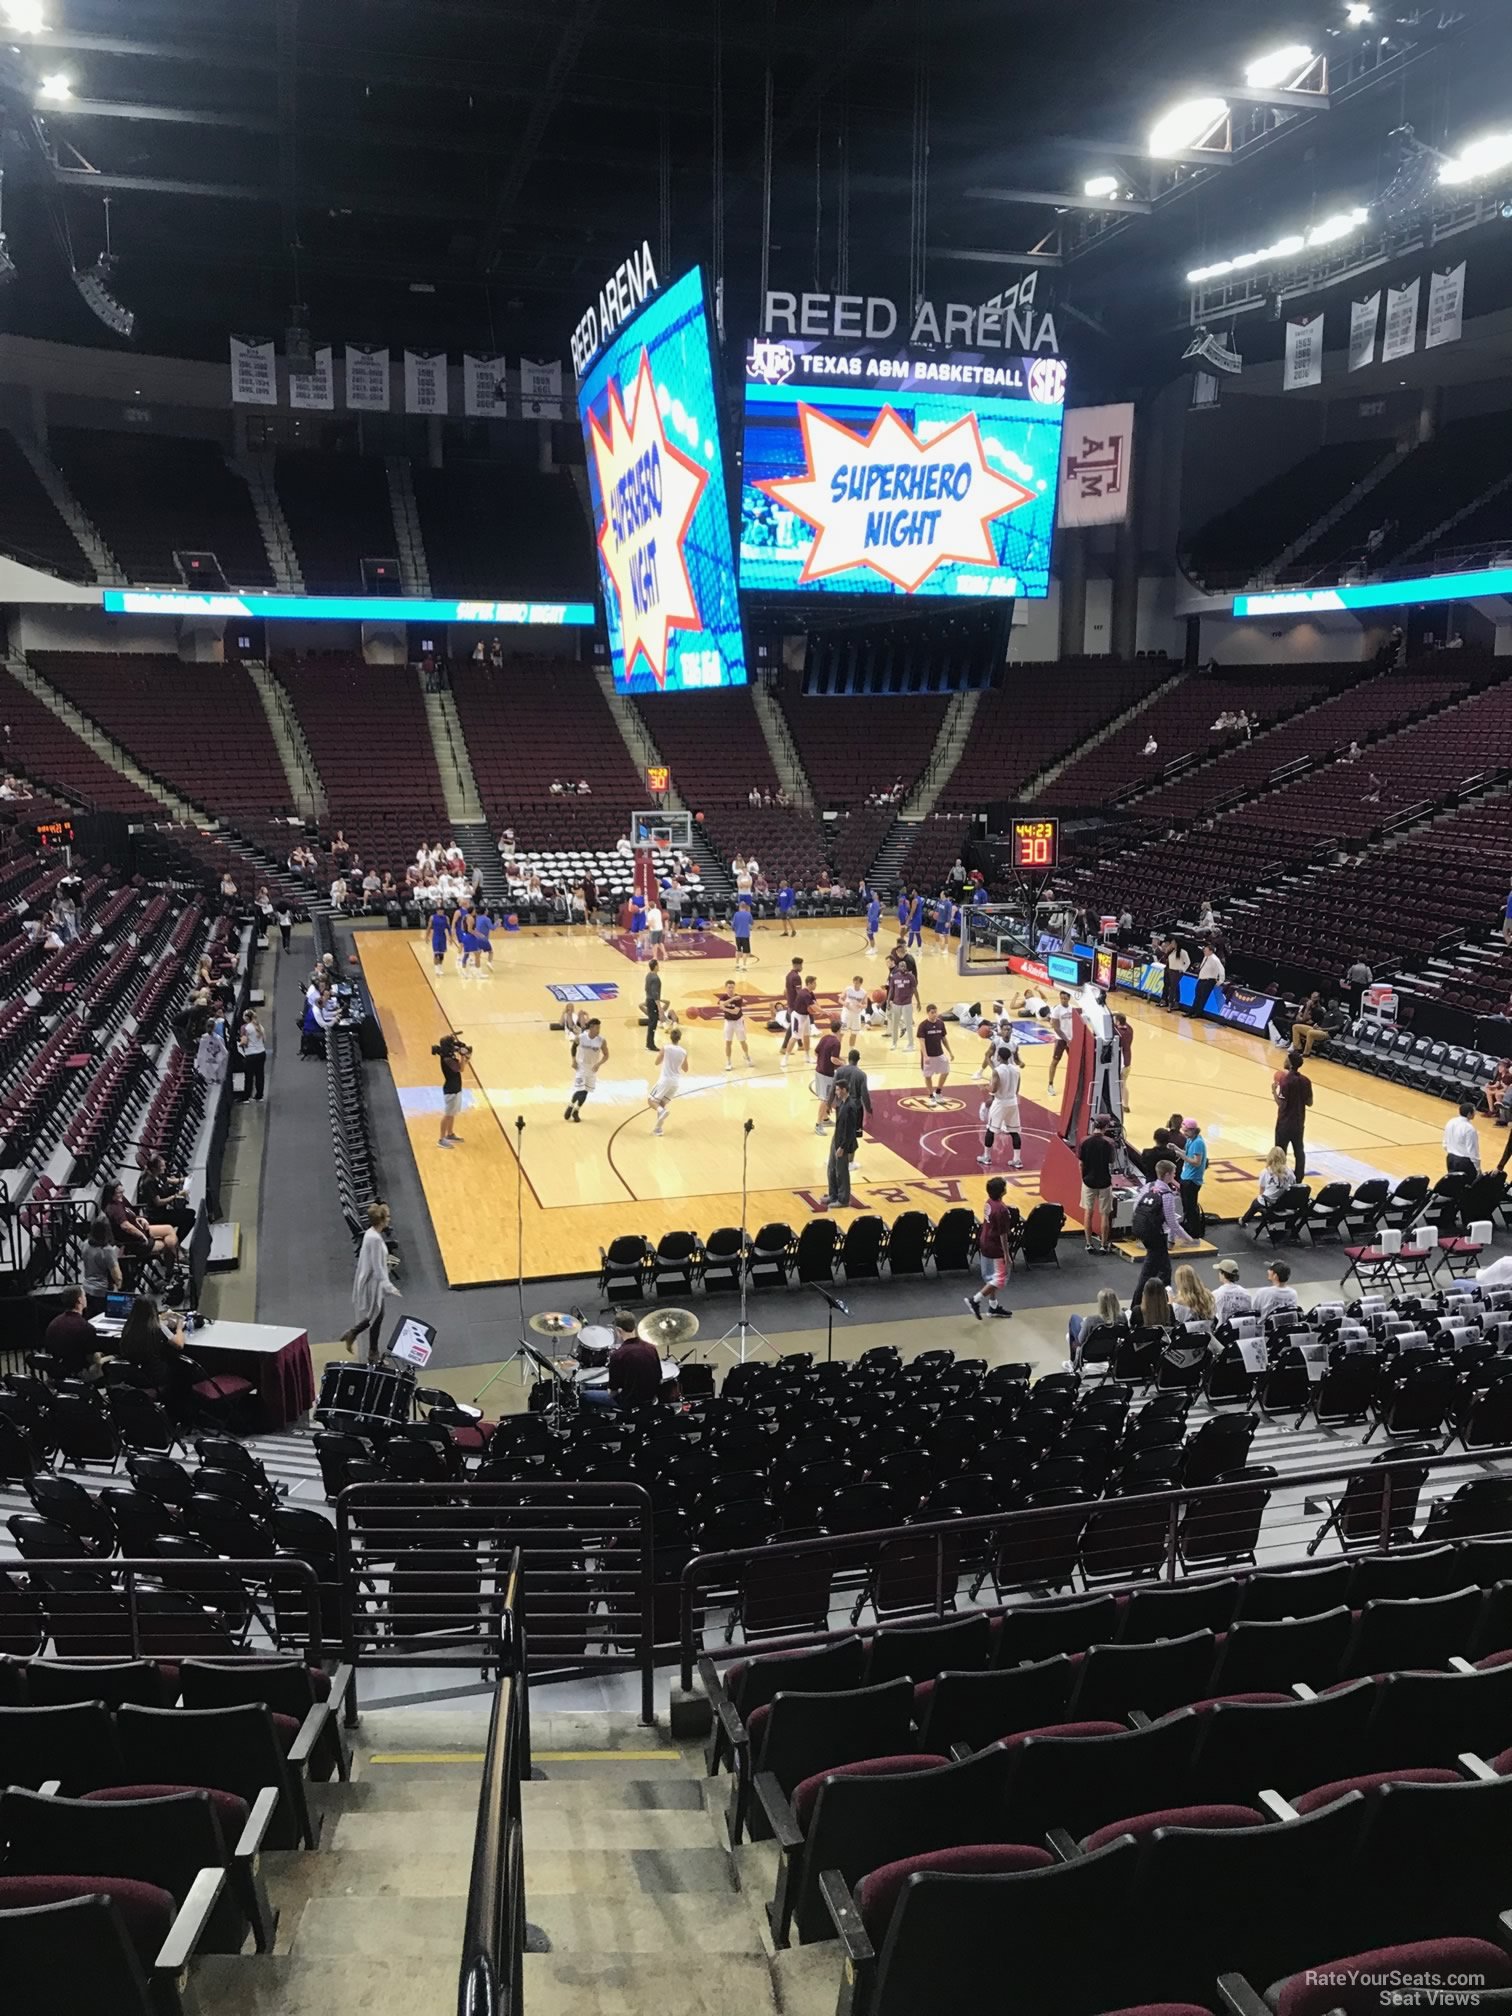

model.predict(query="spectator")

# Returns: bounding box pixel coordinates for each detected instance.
[1130,1158,1183,1307]
[1444,1101,1483,1178]
[1069,1286,1124,1363]
[340,1201,399,1360]
[1212,1256,1253,1323]
[1344,958,1374,1017]
[1162,936,1190,1012]
[1484,1060,1512,1124]
[101,1178,176,1269]
[1177,1118,1208,1238]
[238,1009,268,1101]
[1077,1117,1116,1257]
[46,1284,103,1379]
[137,1154,195,1241]
[115,1294,188,1409]
[821,1078,862,1210]
[1195,942,1225,1015]
[1131,1277,1173,1329]
[1290,991,1329,1057]
[1171,1263,1215,1326]
[80,1213,122,1312]
[1252,1258,1300,1324]
[1272,1049,1312,1179]
[1242,1145,1297,1226]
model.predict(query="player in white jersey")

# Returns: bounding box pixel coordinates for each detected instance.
[564,1018,608,1122]
[841,974,869,1037]
[979,1043,1023,1169]
[646,1026,688,1135]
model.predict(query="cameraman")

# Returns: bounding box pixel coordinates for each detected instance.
[435,1029,472,1149]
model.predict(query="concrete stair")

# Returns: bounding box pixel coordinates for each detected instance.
[597,671,680,805]
[421,678,485,824]
[865,816,919,897]
[1261,443,1407,586]
[235,454,304,593]
[13,431,124,586]
[244,656,324,819]
[750,684,814,808]
[386,457,432,596]
[905,688,978,817]
[8,652,195,819]
[452,817,511,909]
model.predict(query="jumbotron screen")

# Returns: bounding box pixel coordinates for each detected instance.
[739,338,1066,600]
[577,264,747,693]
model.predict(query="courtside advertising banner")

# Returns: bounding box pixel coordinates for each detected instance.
[739,338,1065,599]
[576,264,747,695]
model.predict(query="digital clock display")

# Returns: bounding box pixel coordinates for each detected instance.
[34,820,74,851]
[1011,817,1059,870]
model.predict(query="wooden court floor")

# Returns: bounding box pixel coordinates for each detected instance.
[356,920,1478,1287]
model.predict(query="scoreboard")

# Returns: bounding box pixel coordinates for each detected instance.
[1011,817,1059,871]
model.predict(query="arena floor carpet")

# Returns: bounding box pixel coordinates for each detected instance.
[355,919,1466,1288]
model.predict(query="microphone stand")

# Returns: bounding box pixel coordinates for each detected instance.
[474,1114,533,1404]
[809,1283,850,1364]
[717,1117,773,1362]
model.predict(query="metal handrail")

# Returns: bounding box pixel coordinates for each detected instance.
[458,1552,525,2016]
[677,1438,1512,1691]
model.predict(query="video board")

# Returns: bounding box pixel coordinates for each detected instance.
[576,265,746,693]
[739,338,1065,600]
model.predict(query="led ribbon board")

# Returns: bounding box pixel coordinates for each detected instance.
[1234,565,1512,618]
[575,264,746,694]
[102,591,596,625]
[739,339,1066,599]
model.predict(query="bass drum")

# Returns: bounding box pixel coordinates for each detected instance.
[316,1360,414,1432]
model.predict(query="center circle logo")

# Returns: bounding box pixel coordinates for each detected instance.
[898,1094,966,1114]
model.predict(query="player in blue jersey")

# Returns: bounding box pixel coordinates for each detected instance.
[776,880,797,939]
[429,905,450,973]
[865,893,882,956]
[907,888,925,949]
[934,892,956,953]
[471,909,495,971]
[731,898,754,970]
[896,891,910,935]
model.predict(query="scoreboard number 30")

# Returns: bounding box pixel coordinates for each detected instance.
[1012,818,1059,870]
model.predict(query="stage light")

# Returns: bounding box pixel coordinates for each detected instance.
[73,255,133,337]
[1083,174,1120,198]
[37,70,70,100]
[1149,97,1229,158]
[2,1,45,31]
[1307,205,1370,246]
[1345,3,1373,21]
[1244,45,1316,89]
[1439,133,1512,186]
[1186,204,1369,285]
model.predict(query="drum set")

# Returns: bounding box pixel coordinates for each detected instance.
[525,1305,700,1420]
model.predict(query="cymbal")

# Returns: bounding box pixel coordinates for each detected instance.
[529,1310,582,1338]
[637,1307,698,1347]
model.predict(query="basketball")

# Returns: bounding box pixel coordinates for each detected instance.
[977,1021,993,1038]
[871,988,887,1006]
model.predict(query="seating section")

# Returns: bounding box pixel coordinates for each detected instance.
[450,660,643,849]
[413,463,595,601]
[274,655,449,875]
[775,689,948,808]
[1281,410,1512,581]
[50,432,274,591]
[1185,439,1387,590]
[0,671,166,818]
[933,663,1161,809]
[1043,670,1336,811]
[28,655,291,815]
[0,432,93,582]
[273,454,398,593]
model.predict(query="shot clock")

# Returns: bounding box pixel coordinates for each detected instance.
[1011,817,1059,871]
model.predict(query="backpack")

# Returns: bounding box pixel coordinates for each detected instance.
[1132,1189,1166,1243]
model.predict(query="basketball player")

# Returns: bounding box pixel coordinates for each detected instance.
[980,1043,1023,1170]
[886,955,917,1049]
[777,880,797,938]
[865,890,882,957]
[732,897,754,970]
[790,973,817,1060]
[814,1016,842,1132]
[778,956,805,1056]
[917,1003,953,1107]
[471,908,495,971]
[646,1023,687,1137]
[933,893,956,954]
[720,980,753,1070]
[842,974,869,1040]
[429,904,450,973]
[1047,989,1075,1094]
[907,888,926,950]
[564,1017,607,1122]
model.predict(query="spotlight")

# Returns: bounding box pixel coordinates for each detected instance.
[1244,45,1315,89]
[1345,3,1373,21]
[1149,96,1229,158]
[1501,198,1512,220]
[1,0,45,31]
[73,255,134,337]
[1083,174,1120,198]
[1439,133,1512,187]
[37,70,70,101]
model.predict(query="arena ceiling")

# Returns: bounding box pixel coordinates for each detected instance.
[0,0,1508,380]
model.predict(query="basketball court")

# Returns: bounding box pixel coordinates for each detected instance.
[354,918,1468,1287]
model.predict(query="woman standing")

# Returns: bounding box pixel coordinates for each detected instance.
[81,1213,122,1314]
[341,1201,400,1361]
[275,900,294,953]
[237,1008,267,1102]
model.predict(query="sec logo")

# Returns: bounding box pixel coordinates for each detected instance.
[897,1094,966,1114]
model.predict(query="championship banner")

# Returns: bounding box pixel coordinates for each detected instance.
[463,352,508,418]
[1283,313,1324,392]
[229,336,277,406]
[404,350,449,416]
[287,344,334,411]
[1382,280,1420,363]
[1426,263,1466,350]
[1056,403,1134,527]
[344,344,391,412]
[1348,293,1381,373]
[520,358,564,420]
